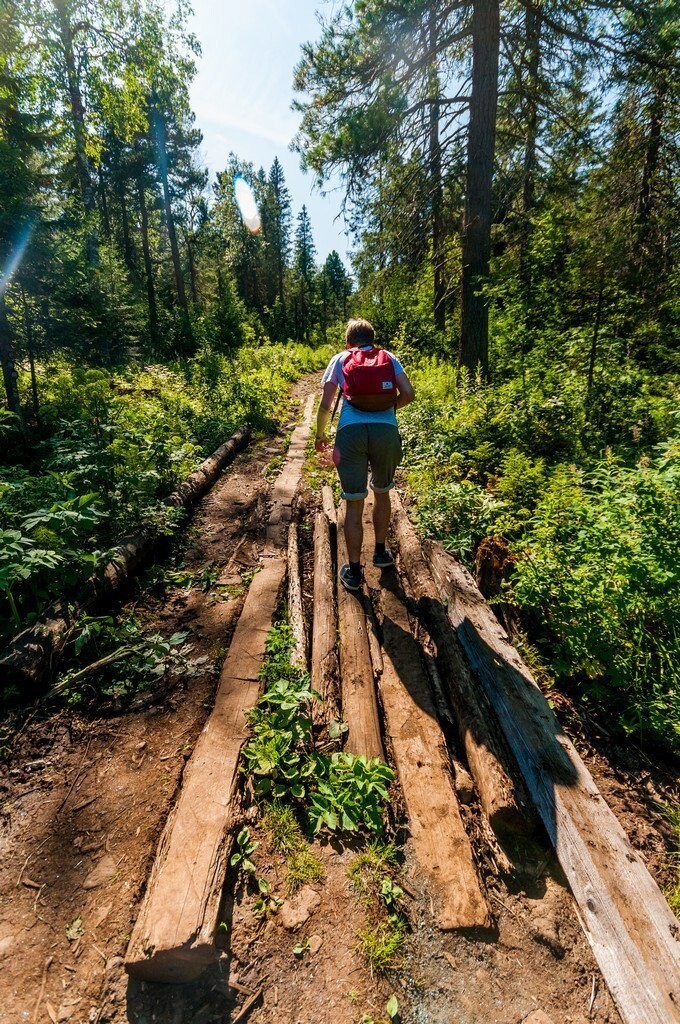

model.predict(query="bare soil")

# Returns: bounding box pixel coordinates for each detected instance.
[0,374,677,1024]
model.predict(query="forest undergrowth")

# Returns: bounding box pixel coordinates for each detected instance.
[399,338,680,756]
[0,343,331,648]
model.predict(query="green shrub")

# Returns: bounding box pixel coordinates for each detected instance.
[1,343,331,638]
[509,441,680,749]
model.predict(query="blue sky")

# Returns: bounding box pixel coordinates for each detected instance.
[188,0,352,264]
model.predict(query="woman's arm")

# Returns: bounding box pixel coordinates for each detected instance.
[395,371,415,409]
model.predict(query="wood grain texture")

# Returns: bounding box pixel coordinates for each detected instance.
[391,494,532,834]
[287,523,307,670]
[321,484,337,525]
[310,510,340,727]
[336,503,384,759]
[427,541,680,1024]
[364,543,491,929]
[125,402,313,983]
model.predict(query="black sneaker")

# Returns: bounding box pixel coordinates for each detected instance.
[339,563,363,591]
[373,547,395,568]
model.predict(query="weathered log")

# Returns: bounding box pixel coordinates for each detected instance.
[321,484,336,525]
[391,494,532,834]
[125,556,285,982]
[427,541,680,1024]
[287,523,307,670]
[363,547,491,930]
[310,510,340,727]
[265,396,314,551]
[125,402,314,984]
[0,425,251,690]
[336,503,383,759]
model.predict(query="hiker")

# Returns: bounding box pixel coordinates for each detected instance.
[315,318,415,591]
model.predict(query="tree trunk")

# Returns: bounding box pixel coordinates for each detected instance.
[137,183,159,350]
[152,106,193,352]
[586,270,604,399]
[428,4,446,332]
[0,293,25,432]
[459,0,500,377]
[53,0,98,266]
[99,172,111,240]
[635,80,666,282]
[20,283,40,424]
[185,228,198,303]
[117,177,136,277]
[519,2,542,295]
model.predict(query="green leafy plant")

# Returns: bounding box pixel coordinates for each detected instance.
[252,877,282,918]
[53,614,205,706]
[230,827,258,876]
[243,623,394,836]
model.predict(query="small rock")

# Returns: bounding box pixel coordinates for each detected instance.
[0,934,15,960]
[82,855,117,890]
[522,1012,556,1024]
[308,934,322,955]
[93,901,113,928]
[278,886,321,930]
[530,915,564,958]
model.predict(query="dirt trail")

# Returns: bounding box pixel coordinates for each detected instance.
[0,371,677,1024]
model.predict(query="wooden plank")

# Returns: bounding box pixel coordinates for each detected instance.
[310,510,341,728]
[265,395,314,551]
[363,541,491,930]
[336,502,384,759]
[427,541,680,1024]
[391,494,533,834]
[287,523,307,670]
[125,403,314,984]
[321,484,337,525]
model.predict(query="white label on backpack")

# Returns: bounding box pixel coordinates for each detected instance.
[381,380,394,390]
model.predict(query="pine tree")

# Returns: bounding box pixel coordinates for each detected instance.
[293,205,316,342]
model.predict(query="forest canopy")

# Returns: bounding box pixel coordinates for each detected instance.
[1,0,679,752]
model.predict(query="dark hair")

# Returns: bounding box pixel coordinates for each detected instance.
[345,318,375,347]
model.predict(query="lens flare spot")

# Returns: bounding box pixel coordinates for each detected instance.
[234,176,261,234]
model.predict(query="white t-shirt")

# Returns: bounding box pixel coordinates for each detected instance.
[321,348,405,431]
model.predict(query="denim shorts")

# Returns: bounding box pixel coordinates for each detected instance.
[333,423,403,500]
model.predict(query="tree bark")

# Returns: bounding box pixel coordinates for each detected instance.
[0,293,25,432]
[137,182,159,350]
[20,283,40,424]
[117,177,136,278]
[151,105,193,352]
[428,4,446,332]
[53,0,98,266]
[428,541,680,1024]
[519,2,542,295]
[459,0,500,377]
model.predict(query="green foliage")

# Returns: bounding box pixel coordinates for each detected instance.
[1,343,330,639]
[261,802,325,892]
[357,919,407,973]
[243,622,394,837]
[50,614,207,708]
[509,441,680,747]
[230,827,258,876]
[401,350,680,753]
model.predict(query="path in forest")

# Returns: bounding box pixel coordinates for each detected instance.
[0,375,678,1024]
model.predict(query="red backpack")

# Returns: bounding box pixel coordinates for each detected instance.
[342,347,398,412]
